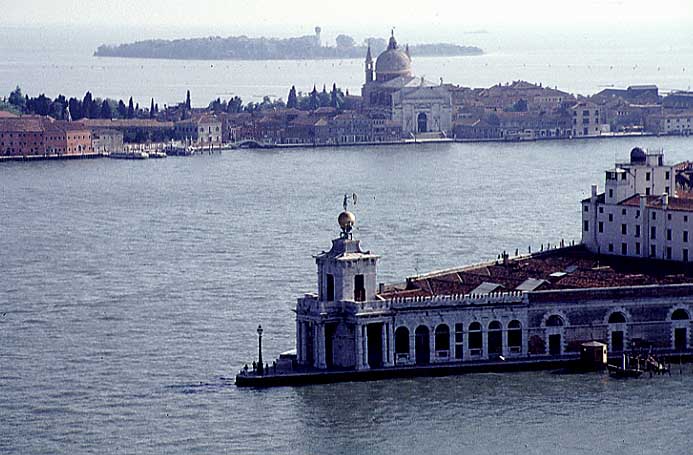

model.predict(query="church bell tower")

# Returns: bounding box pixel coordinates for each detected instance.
[365,45,374,84]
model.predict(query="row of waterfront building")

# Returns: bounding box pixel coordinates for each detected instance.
[3,32,693,157]
[237,147,693,386]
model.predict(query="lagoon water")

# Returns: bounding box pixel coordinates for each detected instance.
[3,136,693,454]
[3,24,693,454]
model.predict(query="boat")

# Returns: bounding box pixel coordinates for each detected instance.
[607,354,644,379]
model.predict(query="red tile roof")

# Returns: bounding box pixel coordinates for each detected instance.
[378,245,693,299]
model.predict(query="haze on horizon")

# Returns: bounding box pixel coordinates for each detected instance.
[3,0,692,29]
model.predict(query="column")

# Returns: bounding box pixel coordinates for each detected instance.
[388,322,395,366]
[381,323,389,367]
[317,324,327,369]
[502,327,508,357]
[362,325,369,369]
[313,323,319,368]
[429,325,436,364]
[482,327,489,360]
[296,320,302,364]
[355,323,363,370]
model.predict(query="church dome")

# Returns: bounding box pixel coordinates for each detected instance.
[375,34,411,82]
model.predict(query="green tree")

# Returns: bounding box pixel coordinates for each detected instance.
[8,86,26,111]
[117,100,128,118]
[287,85,298,109]
[150,98,155,118]
[185,90,191,110]
[100,100,112,119]
[127,97,134,118]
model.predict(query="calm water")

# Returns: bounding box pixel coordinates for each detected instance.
[3,136,693,454]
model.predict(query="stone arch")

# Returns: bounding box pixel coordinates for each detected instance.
[468,321,482,356]
[394,326,410,357]
[414,325,430,365]
[417,112,428,133]
[487,320,502,356]
[434,324,450,353]
[669,306,691,351]
[542,312,567,356]
[606,310,629,353]
[507,320,522,353]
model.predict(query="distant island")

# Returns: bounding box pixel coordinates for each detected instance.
[94,28,483,60]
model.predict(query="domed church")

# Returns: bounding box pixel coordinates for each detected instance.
[361,32,452,138]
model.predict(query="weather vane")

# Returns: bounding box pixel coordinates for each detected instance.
[342,193,358,211]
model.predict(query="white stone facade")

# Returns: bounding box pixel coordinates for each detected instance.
[581,147,693,261]
[295,206,693,372]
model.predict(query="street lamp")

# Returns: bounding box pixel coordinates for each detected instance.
[257,324,264,375]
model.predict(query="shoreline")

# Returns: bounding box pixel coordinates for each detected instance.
[235,353,693,387]
[0,131,685,163]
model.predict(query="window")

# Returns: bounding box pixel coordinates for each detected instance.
[651,245,656,257]
[621,224,627,235]
[326,274,334,301]
[354,274,365,301]
[598,222,604,233]
[508,320,522,353]
[435,325,450,353]
[584,205,589,212]
[608,243,614,252]
[646,188,650,195]
[666,171,670,179]
[651,226,657,239]
[635,225,641,238]
[621,243,627,255]
[652,212,656,220]
[469,322,482,355]
[621,208,626,215]
[646,172,651,181]
[685,231,689,242]
[667,229,672,241]
[668,214,672,221]
[635,242,641,255]
[685,216,689,222]
[608,213,613,222]
[583,220,589,232]
[685,249,689,262]
[608,189,614,199]
[599,207,604,213]
[454,324,463,359]
[666,186,670,194]
[636,210,640,218]
[667,247,672,260]
[395,327,410,355]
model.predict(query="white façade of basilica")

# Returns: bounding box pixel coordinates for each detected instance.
[361,32,453,138]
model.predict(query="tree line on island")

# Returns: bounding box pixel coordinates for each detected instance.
[1,83,352,121]
[94,31,483,60]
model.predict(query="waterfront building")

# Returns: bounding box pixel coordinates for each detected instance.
[0,116,45,156]
[92,129,124,154]
[174,114,222,145]
[293,212,692,374]
[361,33,452,138]
[580,147,693,262]
[44,121,93,155]
[0,116,92,156]
[571,101,609,137]
[647,111,693,136]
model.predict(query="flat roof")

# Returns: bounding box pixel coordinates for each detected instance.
[378,245,693,299]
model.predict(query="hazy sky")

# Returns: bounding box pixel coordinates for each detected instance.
[3,0,692,28]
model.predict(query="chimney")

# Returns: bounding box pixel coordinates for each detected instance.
[662,192,669,209]
[591,184,597,199]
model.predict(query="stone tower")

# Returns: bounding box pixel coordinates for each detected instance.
[365,45,374,84]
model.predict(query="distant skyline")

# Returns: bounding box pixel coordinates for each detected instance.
[3,0,692,28]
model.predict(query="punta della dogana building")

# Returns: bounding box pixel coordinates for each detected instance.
[237,147,693,386]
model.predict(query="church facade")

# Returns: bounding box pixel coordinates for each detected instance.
[361,34,452,138]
